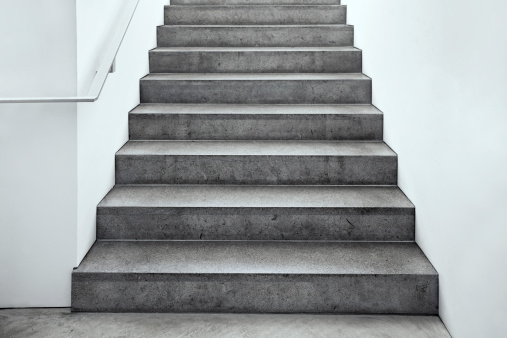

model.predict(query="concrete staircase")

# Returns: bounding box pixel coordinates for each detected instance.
[72,0,438,314]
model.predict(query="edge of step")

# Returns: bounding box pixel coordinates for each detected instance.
[158,24,353,28]
[115,140,396,157]
[140,73,370,81]
[74,241,437,276]
[129,104,381,116]
[171,0,342,4]
[149,46,361,52]
[97,185,414,209]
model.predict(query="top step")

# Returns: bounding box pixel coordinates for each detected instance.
[171,0,340,5]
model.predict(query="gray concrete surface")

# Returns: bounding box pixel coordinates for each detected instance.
[149,47,362,73]
[172,0,341,4]
[67,0,439,319]
[140,73,371,104]
[0,308,451,337]
[129,103,382,116]
[97,208,414,241]
[75,241,433,274]
[71,242,437,313]
[114,140,397,185]
[96,185,414,241]
[164,5,347,25]
[128,104,382,140]
[97,185,414,208]
[157,25,353,47]
[115,140,395,156]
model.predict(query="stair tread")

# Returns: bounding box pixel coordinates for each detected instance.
[98,185,413,208]
[116,140,395,157]
[130,104,381,115]
[172,0,342,4]
[142,73,369,81]
[151,46,360,52]
[167,4,345,7]
[161,24,351,27]
[75,241,436,275]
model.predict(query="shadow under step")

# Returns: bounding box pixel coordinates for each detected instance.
[115,140,397,185]
[149,47,361,73]
[97,185,414,241]
[140,73,371,104]
[129,104,382,140]
[72,241,438,314]
[157,25,353,47]
[164,5,347,25]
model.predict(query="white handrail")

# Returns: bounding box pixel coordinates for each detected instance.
[0,0,140,104]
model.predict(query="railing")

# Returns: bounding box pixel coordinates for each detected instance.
[0,0,140,104]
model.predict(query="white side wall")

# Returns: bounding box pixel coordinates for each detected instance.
[0,0,77,307]
[343,1,507,337]
[0,0,166,307]
[76,0,167,264]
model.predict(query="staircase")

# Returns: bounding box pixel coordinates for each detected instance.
[72,0,438,314]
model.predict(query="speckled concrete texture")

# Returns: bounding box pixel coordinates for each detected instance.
[128,104,383,140]
[157,25,353,47]
[140,73,371,104]
[114,140,397,185]
[173,0,341,4]
[164,5,347,25]
[97,207,414,241]
[71,242,437,313]
[96,185,414,240]
[68,0,440,318]
[149,47,362,73]
[116,140,395,159]
[75,241,434,274]
[0,309,451,338]
[97,185,414,208]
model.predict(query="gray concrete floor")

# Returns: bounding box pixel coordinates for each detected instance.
[0,308,451,338]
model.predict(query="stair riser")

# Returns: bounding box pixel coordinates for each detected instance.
[149,50,361,73]
[97,207,414,241]
[129,113,382,140]
[164,6,346,25]
[72,273,437,314]
[157,26,353,47]
[171,0,341,5]
[115,155,397,185]
[140,79,371,104]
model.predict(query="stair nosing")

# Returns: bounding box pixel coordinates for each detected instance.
[150,46,361,52]
[141,73,370,81]
[115,140,396,157]
[97,185,414,209]
[159,24,353,27]
[74,241,436,275]
[166,4,346,7]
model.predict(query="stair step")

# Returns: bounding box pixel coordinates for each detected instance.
[164,5,346,25]
[149,47,361,73]
[157,25,353,47]
[115,140,397,185]
[72,241,437,313]
[171,0,341,5]
[129,104,382,140]
[97,185,414,241]
[140,73,371,104]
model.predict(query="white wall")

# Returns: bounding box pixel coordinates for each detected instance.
[76,0,167,265]
[0,0,167,307]
[343,0,507,337]
[0,1,78,307]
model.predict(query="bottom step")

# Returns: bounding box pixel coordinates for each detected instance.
[0,309,451,338]
[72,241,438,314]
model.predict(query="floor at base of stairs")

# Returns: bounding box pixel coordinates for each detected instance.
[0,308,450,337]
